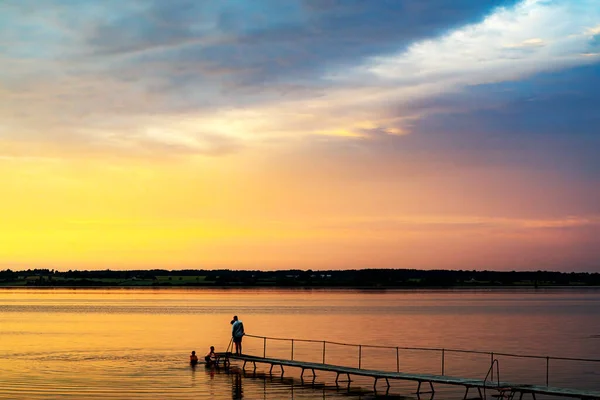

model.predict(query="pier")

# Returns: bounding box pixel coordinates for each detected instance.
[219,334,600,400]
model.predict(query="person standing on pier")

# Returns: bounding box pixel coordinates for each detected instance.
[231,315,245,355]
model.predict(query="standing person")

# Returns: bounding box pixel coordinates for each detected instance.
[231,315,245,355]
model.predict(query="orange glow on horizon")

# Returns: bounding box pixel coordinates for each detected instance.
[1,148,597,271]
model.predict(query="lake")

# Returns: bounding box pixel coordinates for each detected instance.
[1,288,599,399]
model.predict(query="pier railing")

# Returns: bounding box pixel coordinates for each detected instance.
[244,334,600,387]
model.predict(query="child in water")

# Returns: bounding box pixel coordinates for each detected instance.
[205,346,216,366]
[190,351,198,366]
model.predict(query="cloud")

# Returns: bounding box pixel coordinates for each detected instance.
[586,24,600,35]
[0,0,599,159]
[80,0,518,65]
[314,215,600,235]
[355,1,599,86]
[503,38,546,48]
[0,113,244,160]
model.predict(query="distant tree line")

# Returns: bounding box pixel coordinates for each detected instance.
[0,268,599,287]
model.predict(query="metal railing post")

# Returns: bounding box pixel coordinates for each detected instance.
[442,349,445,375]
[546,357,549,386]
[496,359,500,386]
[490,352,494,381]
[263,337,266,358]
[358,345,362,369]
[291,339,294,361]
[396,347,400,372]
[322,341,326,364]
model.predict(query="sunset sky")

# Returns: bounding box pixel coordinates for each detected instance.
[1,0,599,271]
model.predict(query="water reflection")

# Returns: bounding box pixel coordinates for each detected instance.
[232,369,243,399]
[216,366,437,400]
[237,368,326,400]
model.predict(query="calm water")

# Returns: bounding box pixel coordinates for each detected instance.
[1,288,599,399]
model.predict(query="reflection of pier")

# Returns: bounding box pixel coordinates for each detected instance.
[218,334,600,400]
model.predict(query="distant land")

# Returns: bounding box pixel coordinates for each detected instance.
[1,268,599,288]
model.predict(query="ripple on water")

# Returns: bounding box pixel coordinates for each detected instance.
[0,356,464,400]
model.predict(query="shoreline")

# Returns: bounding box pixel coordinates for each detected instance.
[1,284,599,290]
[3,268,598,288]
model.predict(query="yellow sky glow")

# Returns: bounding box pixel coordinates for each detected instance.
[1,147,596,271]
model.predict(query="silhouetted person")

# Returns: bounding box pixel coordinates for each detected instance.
[231,315,245,355]
[205,346,216,365]
[190,350,198,366]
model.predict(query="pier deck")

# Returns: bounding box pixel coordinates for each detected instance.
[218,353,600,400]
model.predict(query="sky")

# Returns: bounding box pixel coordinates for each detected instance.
[1,0,599,272]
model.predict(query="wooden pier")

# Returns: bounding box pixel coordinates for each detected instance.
[217,334,600,400]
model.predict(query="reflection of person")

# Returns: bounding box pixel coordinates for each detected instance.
[205,346,216,365]
[190,350,198,366]
[231,315,245,355]
[232,370,243,399]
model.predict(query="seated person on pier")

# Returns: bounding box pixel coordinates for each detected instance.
[205,346,216,366]
[190,351,198,366]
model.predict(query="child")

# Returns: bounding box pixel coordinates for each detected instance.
[190,350,198,366]
[205,346,216,365]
